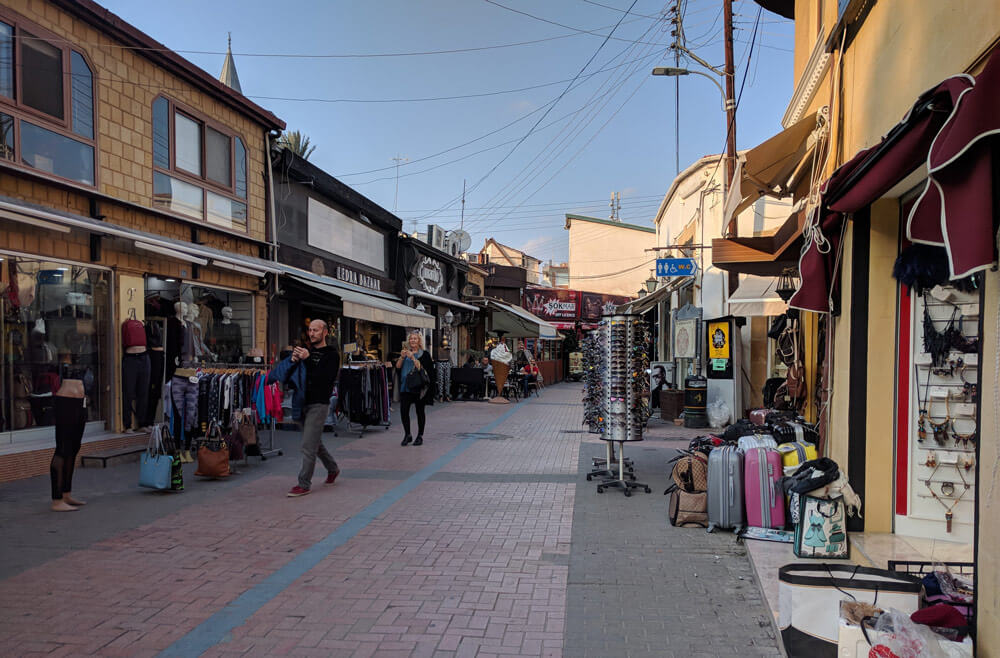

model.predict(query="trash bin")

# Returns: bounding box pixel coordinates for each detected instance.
[683,375,708,428]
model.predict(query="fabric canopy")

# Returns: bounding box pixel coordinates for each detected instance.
[616,284,669,315]
[727,275,788,316]
[287,275,436,329]
[789,65,982,312]
[725,111,821,227]
[470,297,558,339]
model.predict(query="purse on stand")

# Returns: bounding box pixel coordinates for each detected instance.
[195,421,231,478]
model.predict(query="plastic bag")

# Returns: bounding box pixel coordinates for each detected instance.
[868,609,952,658]
[707,399,731,428]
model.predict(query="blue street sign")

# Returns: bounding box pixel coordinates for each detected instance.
[656,258,698,277]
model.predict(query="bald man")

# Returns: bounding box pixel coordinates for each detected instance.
[287,319,341,497]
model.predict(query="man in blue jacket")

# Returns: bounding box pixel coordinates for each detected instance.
[267,319,341,497]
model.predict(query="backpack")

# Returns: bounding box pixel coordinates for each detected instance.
[122,318,146,348]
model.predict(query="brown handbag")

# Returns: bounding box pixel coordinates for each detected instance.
[195,422,230,478]
[237,413,258,446]
[668,490,709,528]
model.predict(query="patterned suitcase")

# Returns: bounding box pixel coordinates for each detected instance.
[707,445,745,533]
[776,440,818,472]
[771,420,820,445]
[744,447,785,530]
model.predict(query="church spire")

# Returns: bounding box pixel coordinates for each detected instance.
[218,32,242,94]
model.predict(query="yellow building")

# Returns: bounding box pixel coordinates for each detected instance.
[563,214,656,297]
[715,0,1000,648]
[0,0,284,481]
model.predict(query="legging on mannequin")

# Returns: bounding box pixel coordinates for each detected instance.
[50,396,86,500]
[399,391,426,437]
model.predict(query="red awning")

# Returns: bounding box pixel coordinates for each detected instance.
[788,55,994,312]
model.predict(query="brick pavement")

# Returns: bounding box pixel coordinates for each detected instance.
[0,384,779,657]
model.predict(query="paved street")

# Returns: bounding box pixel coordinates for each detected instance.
[0,383,778,657]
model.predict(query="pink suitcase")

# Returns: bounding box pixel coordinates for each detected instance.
[744,447,785,529]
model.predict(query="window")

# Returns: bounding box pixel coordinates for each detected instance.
[151,96,249,231]
[0,16,96,186]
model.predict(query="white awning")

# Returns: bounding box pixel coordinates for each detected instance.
[408,289,478,311]
[287,275,435,329]
[727,275,788,316]
[469,297,558,339]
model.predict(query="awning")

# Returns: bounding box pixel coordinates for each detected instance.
[407,289,478,312]
[727,275,788,316]
[287,274,435,329]
[0,195,282,275]
[712,206,806,276]
[789,55,992,312]
[724,111,823,229]
[469,297,558,339]
[617,284,670,315]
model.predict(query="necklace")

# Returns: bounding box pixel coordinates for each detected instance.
[950,418,977,448]
[914,361,931,443]
[924,462,970,533]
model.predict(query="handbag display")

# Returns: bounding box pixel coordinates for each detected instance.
[793,494,849,559]
[139,425,173,491]
[195,422,230,478]
[778,564,922,658]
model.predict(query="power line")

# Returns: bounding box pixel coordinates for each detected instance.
[484,0,659,46]
[577,0,663,19]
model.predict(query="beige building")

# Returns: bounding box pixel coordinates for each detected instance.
[563,214,655,297]
[479,238,542,284]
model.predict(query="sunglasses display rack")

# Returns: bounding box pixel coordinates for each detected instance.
[581,333,602,434]
[591,314,651,497]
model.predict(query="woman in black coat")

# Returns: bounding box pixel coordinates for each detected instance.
[395,332,435,446]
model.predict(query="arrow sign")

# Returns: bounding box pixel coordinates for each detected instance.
[656,258,698,277]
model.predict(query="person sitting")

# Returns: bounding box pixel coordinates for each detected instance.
[520,360,540,397]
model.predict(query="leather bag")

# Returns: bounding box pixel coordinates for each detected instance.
[670,451,708,492]
[668,489,709,528]
[139,425,173,490]
[195,422,230,478]
[121,318,146,348]
[237,413,258,445]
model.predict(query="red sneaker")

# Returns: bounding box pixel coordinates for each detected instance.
[287,486,310,497]
[325,469,341,485]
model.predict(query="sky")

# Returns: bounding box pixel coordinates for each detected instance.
[100,0,795,266]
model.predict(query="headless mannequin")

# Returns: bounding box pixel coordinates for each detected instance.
[50,379,86,511]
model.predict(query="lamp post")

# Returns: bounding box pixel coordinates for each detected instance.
[645,270,659,295]
[637,288,648,299]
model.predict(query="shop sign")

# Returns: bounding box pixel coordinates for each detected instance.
[523,287,578,320]
[415,256,444,294]
[707,320,730,360]
[336,265,382,292]
[581,292,631,321]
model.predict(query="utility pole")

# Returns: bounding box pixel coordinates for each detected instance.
[392,154,408,212]
[723,0,737,233]
[460,179,466,231]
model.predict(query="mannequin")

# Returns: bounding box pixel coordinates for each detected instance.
[214,306,243,363]
[185,304,214,362]
[121,312,150,431]
[142,319,165,427]
[50,379,86,511]
[165,301,188,379]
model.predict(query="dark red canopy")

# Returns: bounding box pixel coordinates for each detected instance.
[788,50,999,312]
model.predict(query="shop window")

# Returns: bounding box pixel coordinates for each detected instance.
[151,96,249,231]
[144,277,253,365]
[0,16,96,186]
[0,255,111,442]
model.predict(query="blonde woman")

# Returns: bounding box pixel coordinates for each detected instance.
[395,331,435,445]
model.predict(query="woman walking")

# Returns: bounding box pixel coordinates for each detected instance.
[396,332,434,446]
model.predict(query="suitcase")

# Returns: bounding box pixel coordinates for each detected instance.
[744,447,785,530]
[707,445,745,533]
[777,440,818,472]
[771,420,820,445]
[749,408,777,426]
[737,433,777,452]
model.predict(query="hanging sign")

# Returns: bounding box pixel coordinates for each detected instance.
[656,258,698,277]
[415,256,444,294]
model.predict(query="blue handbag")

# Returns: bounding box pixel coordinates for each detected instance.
[139,425,173,491]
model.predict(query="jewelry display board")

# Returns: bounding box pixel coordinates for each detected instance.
[897,284,979,543]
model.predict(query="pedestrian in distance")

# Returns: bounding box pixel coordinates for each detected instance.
[396,331,434,446]
[267,319,341,497]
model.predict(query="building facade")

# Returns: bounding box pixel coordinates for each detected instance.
[480,238,542,285]
[563,214,656,297]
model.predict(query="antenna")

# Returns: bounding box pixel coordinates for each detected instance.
[460,179,466,231]
[392,154,408,212]
[609,191,622,221]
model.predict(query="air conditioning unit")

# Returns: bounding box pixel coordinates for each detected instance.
[426,224,446,251]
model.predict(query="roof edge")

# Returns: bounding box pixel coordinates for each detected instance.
[564,213,655,233]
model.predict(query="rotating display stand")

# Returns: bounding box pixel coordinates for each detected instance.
[588,314,651,496]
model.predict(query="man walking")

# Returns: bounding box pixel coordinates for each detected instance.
[267,319,341,497]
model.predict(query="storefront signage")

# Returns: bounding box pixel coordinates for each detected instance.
[581,292,631,321]
[415,256,444,294]
[707,320,730,360]
[336,265,382,292]
[656,257,698,277]
[523,287,578,320]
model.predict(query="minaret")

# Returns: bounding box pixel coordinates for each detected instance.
[218,33,242,94]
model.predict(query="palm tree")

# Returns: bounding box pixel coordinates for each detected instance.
[277,130,316,160]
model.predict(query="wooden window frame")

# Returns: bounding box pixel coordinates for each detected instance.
[0,7,98,189]
[152,94,249,233]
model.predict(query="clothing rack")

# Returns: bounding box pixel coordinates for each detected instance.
[198,362,281,460]
[340,360,391,436]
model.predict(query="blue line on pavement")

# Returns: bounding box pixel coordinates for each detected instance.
[159,398,530,657]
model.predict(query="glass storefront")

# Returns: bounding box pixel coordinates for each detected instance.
[0,255,110,442]
[144,277,253,364]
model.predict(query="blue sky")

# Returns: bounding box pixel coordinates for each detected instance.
[100,0,794,264]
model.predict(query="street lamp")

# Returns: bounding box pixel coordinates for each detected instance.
[637,288,647,299]
[645,270,659,294]
[416,302,426,314]
[651,67,732,111]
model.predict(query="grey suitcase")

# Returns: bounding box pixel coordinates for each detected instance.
[707,445,745,533]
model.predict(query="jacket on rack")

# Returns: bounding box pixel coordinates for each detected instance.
[266,356,306,421]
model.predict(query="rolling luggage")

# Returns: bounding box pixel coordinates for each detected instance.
[737,433,777,452]
[707,445,745,533]
[744,447,785,529]
[772,420,820,445]
[777,440,818,472]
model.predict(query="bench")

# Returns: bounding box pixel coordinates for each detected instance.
[80,445,147,467]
